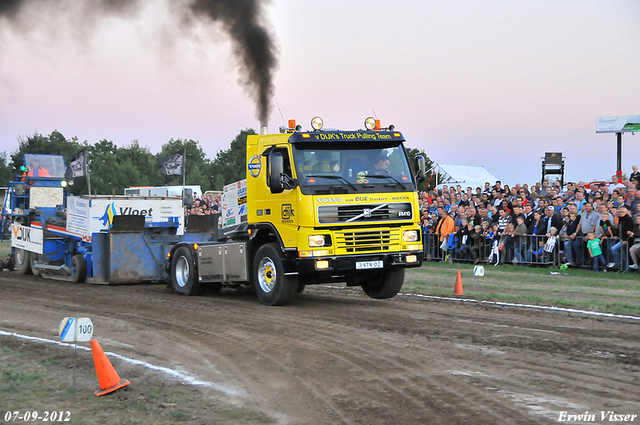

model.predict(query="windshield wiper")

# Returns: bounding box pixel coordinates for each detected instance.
[305,174,358,192]
[364,174,407,190]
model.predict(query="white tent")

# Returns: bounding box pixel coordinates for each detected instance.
[433,164,499,191]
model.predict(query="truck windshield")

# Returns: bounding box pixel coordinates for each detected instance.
[292,143,415,195]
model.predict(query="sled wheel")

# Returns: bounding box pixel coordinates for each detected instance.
[71,254,87,283]
[14,249,32,275]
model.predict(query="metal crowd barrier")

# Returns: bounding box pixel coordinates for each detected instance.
[423,232,633,270]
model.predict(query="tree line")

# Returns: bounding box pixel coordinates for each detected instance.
[0,129,433,195]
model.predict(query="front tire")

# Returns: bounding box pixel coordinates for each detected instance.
[14,249,32,275]
[252,243,297,306]
[170,246,200,295]
[361,268,405,299]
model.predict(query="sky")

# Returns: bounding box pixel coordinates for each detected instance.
[0,0,639,187]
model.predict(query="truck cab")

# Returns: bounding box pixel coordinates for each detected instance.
[171,118,425,305]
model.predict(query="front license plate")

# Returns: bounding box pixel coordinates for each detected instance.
[356,260,383,270]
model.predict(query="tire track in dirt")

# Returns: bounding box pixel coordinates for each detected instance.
[0,276,359,423]
[46,285,531,422]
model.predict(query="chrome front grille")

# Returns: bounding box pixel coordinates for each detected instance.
[335,229,401,253]
[318,202,412,224]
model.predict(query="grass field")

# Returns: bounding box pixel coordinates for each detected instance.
[0,337,273,425]
[405,261,640,316]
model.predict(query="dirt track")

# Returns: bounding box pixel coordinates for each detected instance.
[1,271,639,424]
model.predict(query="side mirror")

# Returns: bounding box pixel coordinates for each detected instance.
[415,155,426,182]
[269,152,284,194]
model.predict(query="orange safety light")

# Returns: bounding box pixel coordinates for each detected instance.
[374,119,381,131]
[288,119,296,129]
[193,243,198,251]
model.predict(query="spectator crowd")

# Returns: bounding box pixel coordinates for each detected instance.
[419,170,640,272]
[178,170,640,273]
[184,192,222,217]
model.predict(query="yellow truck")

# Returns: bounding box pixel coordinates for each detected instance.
[168,117,426,305]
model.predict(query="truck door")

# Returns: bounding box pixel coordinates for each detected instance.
[266,147,298,248]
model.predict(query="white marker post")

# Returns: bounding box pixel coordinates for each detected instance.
[59,317,93,342]
[59,317,94,392]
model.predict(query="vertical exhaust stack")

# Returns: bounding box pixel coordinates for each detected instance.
[260,125,268,135]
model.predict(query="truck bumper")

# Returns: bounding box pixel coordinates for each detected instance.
[294,250,423,279]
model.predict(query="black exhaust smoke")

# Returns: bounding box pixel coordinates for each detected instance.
[190,0,277,126]
[0,0,278,125]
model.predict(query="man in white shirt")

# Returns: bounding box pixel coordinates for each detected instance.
[608,175,625,195]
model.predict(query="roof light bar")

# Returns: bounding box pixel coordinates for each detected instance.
[279,119,304,133]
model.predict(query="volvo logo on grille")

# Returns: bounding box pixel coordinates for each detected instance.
[317,197,344,203]
[363,208,372,218]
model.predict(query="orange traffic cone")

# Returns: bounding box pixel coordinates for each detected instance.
[454,270,463,296]
[90,339,130,396]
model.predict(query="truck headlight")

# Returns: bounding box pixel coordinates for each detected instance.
[403,230,419,242]
[309,235,327,247]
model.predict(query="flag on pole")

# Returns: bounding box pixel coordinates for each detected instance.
[159,151,185,176]
[65,147,87,179]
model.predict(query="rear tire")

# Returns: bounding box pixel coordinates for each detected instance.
[361,268,405,299]
[14,249,32,275]
[170,246,200,295]
[70,254,86,283]
[253,243,297,306]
